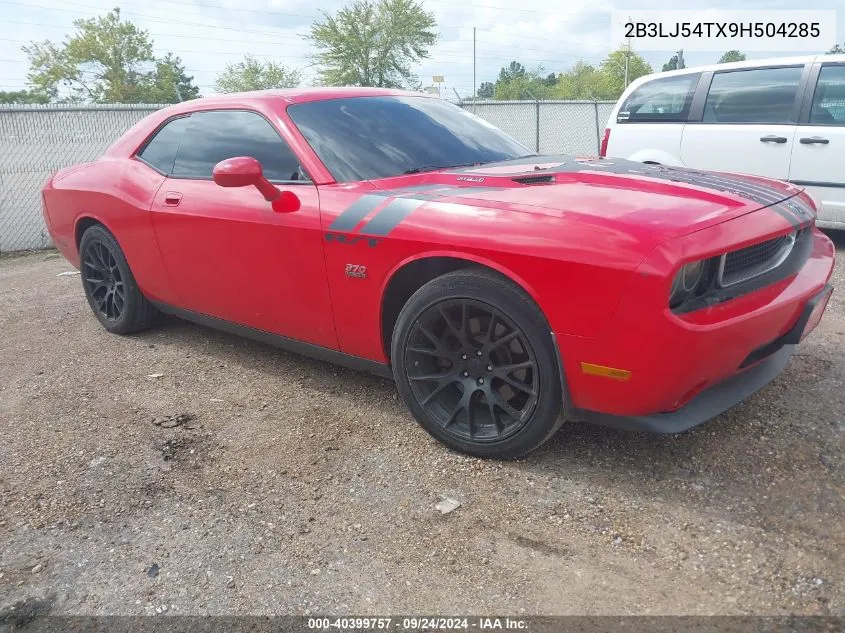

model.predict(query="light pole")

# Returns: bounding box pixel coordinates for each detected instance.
[473,27,476,101]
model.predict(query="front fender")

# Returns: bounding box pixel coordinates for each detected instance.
[380,249,544,310]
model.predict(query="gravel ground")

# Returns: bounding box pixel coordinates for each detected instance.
[1,236,843,617]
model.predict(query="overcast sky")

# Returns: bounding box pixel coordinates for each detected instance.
[1,0,841,98]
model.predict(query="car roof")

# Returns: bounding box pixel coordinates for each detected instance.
[613,53,845,105]
[104,86,434,160]
[608,53,845,116]
[155,86,426,117]
[634,53,845,82]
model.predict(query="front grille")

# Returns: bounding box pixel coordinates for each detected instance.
[719,231,798,287]
[724,235,789,275]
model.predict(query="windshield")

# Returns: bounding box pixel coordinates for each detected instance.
[287,96,532,182]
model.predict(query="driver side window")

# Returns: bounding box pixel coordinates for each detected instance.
[170,109,307,182]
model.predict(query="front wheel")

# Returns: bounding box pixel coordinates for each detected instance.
[391,269,565,459]
[79,224,158,334]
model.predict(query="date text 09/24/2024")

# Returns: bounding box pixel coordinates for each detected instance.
[307,617,528,630]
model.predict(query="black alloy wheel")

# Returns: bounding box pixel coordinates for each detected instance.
[392,268,565,459]
[82,239,125,322]
[405,298,539,442]
[78,225,158,334]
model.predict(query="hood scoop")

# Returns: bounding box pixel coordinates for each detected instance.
[512,175,554,185]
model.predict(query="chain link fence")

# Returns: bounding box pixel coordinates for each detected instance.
[0,104,164,253]
[461,101,616,156]
[0,100,616,253]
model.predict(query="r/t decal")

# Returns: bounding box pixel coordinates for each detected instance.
[325,232,382,247]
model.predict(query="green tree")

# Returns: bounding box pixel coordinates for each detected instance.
[22,8,198,103]
[662,53,683,72]
[718,50,746,64]
[827,43,844,54]
[139,54,200,102]
[497,61,526,84]
[476,81,494,99]
[0,89,52,104]
[309,0,437,89]
[490,61,555,99]
[555,62,612,100]
[24,8,152,102]
[215,55,301,93]
[599,47,652,99]
[493,65,554,99]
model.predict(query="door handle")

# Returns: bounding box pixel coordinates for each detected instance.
[759,135,788,144]
[163,192,182,206]
[799,136,829,145]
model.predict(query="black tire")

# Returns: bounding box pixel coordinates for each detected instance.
[391,268,565,459]
[79,224,158,334]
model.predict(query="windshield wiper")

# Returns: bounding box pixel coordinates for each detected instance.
[403,161,483,175]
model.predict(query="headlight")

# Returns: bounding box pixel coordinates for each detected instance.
[680,260,704,292]
[669,260,709,309]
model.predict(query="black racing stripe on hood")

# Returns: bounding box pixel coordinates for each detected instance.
[778,197,816,224]
[769,203,802,228]
[674,170,784,206]
[358,198,425,236]
[448,156,793,208]
[328,194,385,232]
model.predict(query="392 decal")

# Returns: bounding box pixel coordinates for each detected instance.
[344,264,367,279]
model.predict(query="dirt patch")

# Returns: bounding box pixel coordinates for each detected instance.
[1,236,844,615]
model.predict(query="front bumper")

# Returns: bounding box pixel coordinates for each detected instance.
[559,223,835,430]
[576,344,794,433]
[574,282,832,432]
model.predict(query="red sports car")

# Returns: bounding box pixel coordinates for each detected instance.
[42,88,835,458]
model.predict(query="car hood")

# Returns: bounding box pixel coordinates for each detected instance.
[370,156,813,238]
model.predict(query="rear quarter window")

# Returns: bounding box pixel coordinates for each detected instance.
[137,115,191,174]
[617,73,700,123]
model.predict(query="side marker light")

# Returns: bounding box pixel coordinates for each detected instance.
[580,362,632,381]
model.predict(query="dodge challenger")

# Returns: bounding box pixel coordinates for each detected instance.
[41,88,836,458]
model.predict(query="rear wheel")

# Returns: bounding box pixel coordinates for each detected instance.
[392,268,564,459]
[79,225,158,334]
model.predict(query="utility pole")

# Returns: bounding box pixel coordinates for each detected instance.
[624,41,630,89]
[624,15,632,89]
[473,27,476,102]
[623,50,629,89]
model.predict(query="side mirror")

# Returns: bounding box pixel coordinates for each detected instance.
[212,156,300,213]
